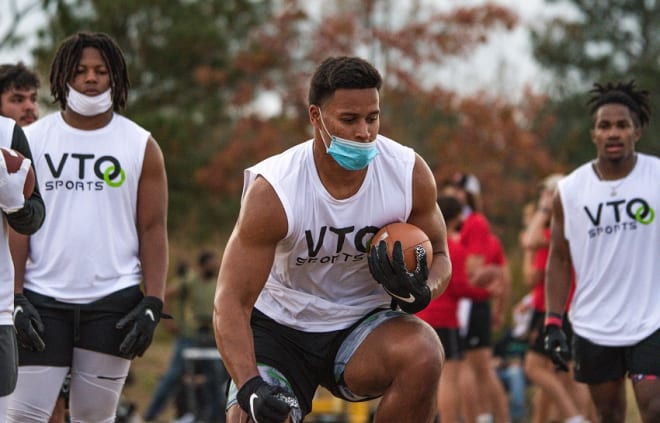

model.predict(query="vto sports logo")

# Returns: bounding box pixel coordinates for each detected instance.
[295,225,379,265]
[585,197,655,238]
[43,153,126,191]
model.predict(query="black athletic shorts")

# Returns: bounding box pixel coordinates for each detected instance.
[18,286,143,366]
[434,327,463,360]
[0,325,18,395]
[528,310,574,356]
[463,300,491,350]
[248,308,390,416]
[573,327,660,384]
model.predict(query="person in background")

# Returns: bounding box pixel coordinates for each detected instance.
[0,60,71,423]
[544,80,660,423]
[0,62,40,127]
[214,56,452,423]
[145,251,228,423]
[520,174,589,423]
[417,195,495,423]
[0,114,45,420]
[449,173,510,423]
[7,31,169,422]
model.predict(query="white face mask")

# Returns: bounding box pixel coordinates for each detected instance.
[66,84,113,116]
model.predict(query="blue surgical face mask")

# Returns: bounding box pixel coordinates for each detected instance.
[319,112,378,171]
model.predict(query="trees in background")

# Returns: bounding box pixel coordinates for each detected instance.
[531,0,660,166]
[4,0,565,245]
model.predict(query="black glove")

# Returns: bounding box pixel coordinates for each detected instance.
[116,296,164,359]
[368,240,431,314]
[13,293,45,351]
[237,376,293,423]
[544,322,570,372]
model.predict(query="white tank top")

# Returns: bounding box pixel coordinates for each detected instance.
[23,112,149,303]
[244,135,416,331]
[559,153,660,345]
[0,116,16,324]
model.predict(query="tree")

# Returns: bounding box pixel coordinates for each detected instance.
[0,0,43,51]
[530,0,660,167]
[27,0,562,246]
[196,1,560,242]
[29,0,275,240]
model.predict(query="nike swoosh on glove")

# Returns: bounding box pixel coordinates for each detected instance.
[13,293,45,351]
[237,376,293,423]
[368,240,431,313]
[116,296,165,359]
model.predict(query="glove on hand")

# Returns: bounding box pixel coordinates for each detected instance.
[544,323,570,372]
[13,293,45,351]
[237,376,293,423]
[116,296,164,359]
[0,156,30,213]
[368,240,431,313]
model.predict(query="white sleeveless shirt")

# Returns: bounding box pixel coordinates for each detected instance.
[23,112,149,303]
[0,116,16,324]
[244,135,416,331]
[559,153,660,345]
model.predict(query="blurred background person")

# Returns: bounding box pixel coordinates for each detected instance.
[144,250,228,423]
[417,195,495,423]
[449,172,510,423]
[520,174,590,423]
[0,62,40,127]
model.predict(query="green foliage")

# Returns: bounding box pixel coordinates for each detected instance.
[29,0,274,240]
[531,0,660,168]
[16,0,565,250]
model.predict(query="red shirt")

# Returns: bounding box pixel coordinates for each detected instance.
[486,233,506,266]
[417,236,489,328]
[531,228,575,312]
[460,211,491,258]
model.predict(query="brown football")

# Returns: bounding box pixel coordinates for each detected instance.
[371,222,433,271]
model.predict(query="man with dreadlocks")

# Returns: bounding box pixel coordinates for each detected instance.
[6,31,169,422]
[543,80,660,423]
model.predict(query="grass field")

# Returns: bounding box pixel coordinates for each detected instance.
[125,331,643,423]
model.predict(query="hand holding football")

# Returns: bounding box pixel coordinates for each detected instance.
[371,222,433,271]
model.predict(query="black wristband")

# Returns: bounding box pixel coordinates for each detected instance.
[236,375,264,410]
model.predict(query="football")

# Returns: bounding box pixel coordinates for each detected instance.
[1,147,35,198]
[371,222,433,271]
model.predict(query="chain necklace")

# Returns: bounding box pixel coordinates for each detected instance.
[592,155,636,197]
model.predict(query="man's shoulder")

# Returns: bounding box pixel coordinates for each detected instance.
[23,113,59,140]
[376,134,414,157]
[638,152,660,167]
[247,140,311,179]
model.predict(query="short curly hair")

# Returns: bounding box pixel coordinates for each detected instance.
[0,62,40,95]
[587,80,651,128]
[308,56,382,106]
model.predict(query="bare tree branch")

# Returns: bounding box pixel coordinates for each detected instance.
[0,0,43,50]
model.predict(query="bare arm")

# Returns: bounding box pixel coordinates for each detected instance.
[520,189,553,250]
[213,176,287,388]
[9,124,42,292]
[137,137,169,300]
[10,232,28,293]
[407,154,451,300]
[545,190,573,315]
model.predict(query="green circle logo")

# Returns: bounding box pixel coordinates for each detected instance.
[103,165,126,187]
[635,205,655,225]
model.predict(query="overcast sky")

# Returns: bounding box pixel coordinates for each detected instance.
[0,0,575,99]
